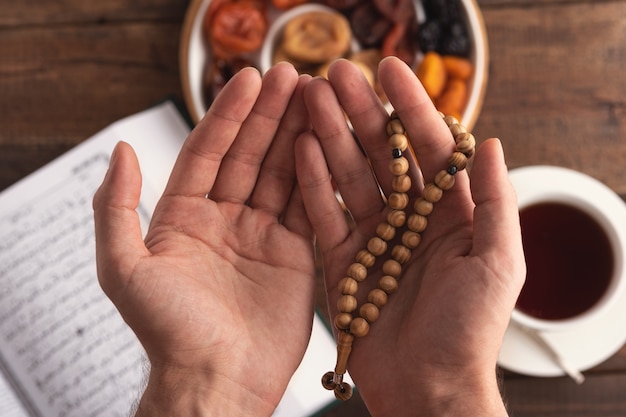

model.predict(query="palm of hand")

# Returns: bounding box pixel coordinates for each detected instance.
[121,194,316,392]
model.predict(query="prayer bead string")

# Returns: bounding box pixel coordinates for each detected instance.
[321,112,477,400]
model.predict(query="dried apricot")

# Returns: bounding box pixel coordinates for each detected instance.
[272,0,308,10]
[434,78,467,119]
[208,2,267,58]
[416,51,447,99]
[442,55,473,80]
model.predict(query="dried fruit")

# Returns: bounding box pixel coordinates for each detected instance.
[440,19,470,57]
[281,11,352,63]
[416,51,447,99]
[272,0,308,9]
[374,0,414,24]
[435,77,468,119]
[442,55,473,80]
[416,19,443,53]
[324,0,362,10]
[382,22,416,66]
[206,1,267,59]
[351,2,393,47]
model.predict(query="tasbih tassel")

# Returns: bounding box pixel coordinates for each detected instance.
[321,112,476,401]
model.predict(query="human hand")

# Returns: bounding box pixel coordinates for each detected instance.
[93,63,316,416]
[295,57,525,416]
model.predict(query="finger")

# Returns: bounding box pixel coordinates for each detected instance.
[326,59,410,197]
[248,74,312,217]
[163,67,262,198]
[303,76,384,222]
[378,56,457,183]
[210,62,300,203]
[470,139,526,278]
[295,131,350,253]
[93,142,150,300]
[282,183,314,244]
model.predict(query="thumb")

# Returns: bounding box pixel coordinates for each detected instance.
[93,141,150,300]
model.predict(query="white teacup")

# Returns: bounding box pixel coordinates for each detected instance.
[509,166,626,332]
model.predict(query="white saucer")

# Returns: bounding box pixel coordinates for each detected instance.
[497,166,626,377]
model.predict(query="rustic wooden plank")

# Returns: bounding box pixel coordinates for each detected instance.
[474,1,626,194]
[503,373,626,416]
[0,0,189,26]
[0,20,184,191]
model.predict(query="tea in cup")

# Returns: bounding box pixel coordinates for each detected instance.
[509,166,626,332]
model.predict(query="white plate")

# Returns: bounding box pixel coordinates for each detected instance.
[498,166,626,377]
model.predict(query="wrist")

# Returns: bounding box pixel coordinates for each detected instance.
[415,370,507,417]
[363,367,508,417]
[134,364,277,417]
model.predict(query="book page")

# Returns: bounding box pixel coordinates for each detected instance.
[0,102,188,417]
[0,370,29,417]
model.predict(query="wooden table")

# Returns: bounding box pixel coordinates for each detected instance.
[1,0,625,415]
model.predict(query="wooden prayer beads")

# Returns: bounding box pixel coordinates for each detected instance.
[321,112,476,400]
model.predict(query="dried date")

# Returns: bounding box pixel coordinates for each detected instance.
[351,2,393,47]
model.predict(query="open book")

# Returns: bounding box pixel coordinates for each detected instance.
[0,101,346,417]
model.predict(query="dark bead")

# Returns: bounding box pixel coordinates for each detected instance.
[392,148,403,158]
[447,165,458,175]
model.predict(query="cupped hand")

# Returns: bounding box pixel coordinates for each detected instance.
[295,57,525,416]
[93,63,316,415]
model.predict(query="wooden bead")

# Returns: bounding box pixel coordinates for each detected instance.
[334,382,353,400]
[335,332,354,374]
[455,132,476,155]
[391,244,411,264]
[449,123,467,137]
[376,221,396,241]
[360,302,380,323]
[350,317,370,337]
[338,277,359,295]
[355,249,375,268]
[434,170,455,190]
[443,115,459,126]
[387,209,406,227]
[382,259,402,277]
[367,236,387,256]
[388,133,409,151]
[407,213,428,232]
[388,192,409,210]
[422,183,443,203]
[334,313,352,330]
[414,197,433,216]
[447,151,468,171]
[402,230,421,249]
[368,288,388,307]
[379,275,399,293]
[386,118,405,136]
[346,262,367,281]
[322,371,336,390]
[337,295,357,313]
[454,131,473,145]
[392,174,412,193]
[389,156,409,176]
